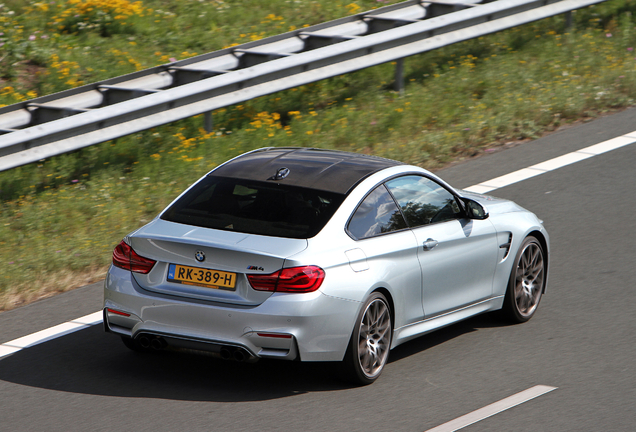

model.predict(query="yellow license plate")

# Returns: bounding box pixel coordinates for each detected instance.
[167,264,236,290]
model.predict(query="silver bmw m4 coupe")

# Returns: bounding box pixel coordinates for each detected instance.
[104,147,549,384]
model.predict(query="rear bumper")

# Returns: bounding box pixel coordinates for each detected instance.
[104,266,359,362]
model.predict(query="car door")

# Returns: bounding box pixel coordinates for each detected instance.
[385,175,498,318]
[347,184,425,326]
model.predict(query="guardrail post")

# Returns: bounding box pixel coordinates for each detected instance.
[204,111,213,133]
[564,11,573,29]
[394,58,405,95]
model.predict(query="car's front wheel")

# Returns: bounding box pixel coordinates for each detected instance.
[342,292,392,385]
[502,236,545,323]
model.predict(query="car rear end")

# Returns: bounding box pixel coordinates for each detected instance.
[103,167,361,362]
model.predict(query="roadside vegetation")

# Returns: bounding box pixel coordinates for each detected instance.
[0,0,635,310]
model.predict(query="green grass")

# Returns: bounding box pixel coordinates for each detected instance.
[0,0,635,310]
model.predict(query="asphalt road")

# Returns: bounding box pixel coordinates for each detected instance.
[1,108,635,431]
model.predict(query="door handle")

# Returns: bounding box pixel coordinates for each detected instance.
[423,238,438,251]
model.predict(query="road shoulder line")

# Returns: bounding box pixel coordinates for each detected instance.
[424,385,558,432]
[0,311,102,359]
[464,130,636,194]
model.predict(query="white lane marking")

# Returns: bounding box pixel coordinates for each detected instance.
[72,311,103,326]
[7,322,87,349]
[464,131,636,193]
[579,135,636,155]
[425,385,558,432]
[0,311,102,359]
[530,152,592,171]
[0,345,21,358]
[471,168,544,192]
[2,129,636,360]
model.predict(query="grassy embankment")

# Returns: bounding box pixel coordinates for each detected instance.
[0,0,635,310]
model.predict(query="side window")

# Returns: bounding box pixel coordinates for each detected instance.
[385,175,461,228]
[348,185,407,240]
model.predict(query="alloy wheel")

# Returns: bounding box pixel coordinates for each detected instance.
[514,241,544,318]
[357,298,391,379]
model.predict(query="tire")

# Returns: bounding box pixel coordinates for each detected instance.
[502,236,545,323]
[342,292,392,385]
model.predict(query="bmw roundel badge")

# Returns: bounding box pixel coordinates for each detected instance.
[271,167,290,180]
[195,250,205,262]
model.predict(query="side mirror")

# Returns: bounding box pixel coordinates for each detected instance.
[463,198,489,220]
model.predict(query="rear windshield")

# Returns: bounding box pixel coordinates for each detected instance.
[161,176,346,239]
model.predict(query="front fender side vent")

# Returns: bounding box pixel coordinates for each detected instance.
[500,233,513,260]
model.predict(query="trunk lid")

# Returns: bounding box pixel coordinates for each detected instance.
[128,219,308,306]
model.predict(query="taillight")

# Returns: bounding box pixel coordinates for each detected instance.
[248,266,325,293]
[112,240,156,274]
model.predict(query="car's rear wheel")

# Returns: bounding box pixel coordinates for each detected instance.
[342,292,392,385]
[502,236,545,323]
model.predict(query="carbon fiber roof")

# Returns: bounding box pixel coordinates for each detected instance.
[211,147,403,194]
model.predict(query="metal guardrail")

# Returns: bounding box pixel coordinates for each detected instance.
[0,0,603,171]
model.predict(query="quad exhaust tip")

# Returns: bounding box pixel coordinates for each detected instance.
[137,335,167,351]
[220,346,250,362]
[136,333,254,362]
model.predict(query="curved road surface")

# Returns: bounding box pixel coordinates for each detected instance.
[1,107,635,431]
